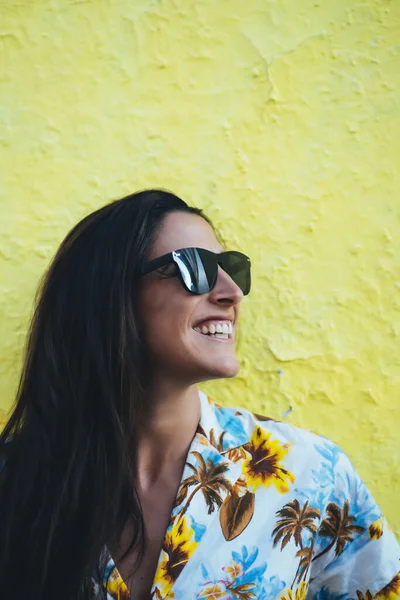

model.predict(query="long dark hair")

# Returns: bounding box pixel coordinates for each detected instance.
[0,190,209,600]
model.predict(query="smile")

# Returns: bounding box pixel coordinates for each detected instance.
[192,320,233,341]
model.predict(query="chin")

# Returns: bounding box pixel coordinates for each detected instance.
[201,357,241,381]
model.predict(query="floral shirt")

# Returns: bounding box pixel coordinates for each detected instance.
[93,391,400,600]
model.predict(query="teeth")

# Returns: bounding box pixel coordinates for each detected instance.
[194,321,234,336]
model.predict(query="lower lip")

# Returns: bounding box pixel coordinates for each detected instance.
[192,330,234,343]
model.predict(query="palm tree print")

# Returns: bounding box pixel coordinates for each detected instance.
[209,428,227,452]
[195,424,226,452]
[313,500,364,561]
[294,543,314,585]
[272,499,320,587]
[272,499,320,550]
[177,451,232,519]
[356,591,373,600]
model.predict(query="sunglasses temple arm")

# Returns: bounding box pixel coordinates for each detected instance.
[140,253,172,275]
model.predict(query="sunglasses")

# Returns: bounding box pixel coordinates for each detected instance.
[140,247,251,296]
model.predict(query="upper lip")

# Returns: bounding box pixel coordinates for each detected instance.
[193,315,235,328]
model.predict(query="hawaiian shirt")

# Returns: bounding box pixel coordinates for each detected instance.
[92,391,400,600]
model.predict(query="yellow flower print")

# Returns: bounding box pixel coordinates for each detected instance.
[222,560,244,582]
[153,515,198,595]
[153,586,176,599]
[374,572,400,600]
[197,581,230,599]
[105,567,130,600]
[242,426,295,494]
[368,516,384,540]
[281,581,309,600]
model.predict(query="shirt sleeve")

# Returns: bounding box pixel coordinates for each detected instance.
[306,447,400,599]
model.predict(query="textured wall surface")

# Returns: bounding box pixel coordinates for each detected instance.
[1,0,399,536]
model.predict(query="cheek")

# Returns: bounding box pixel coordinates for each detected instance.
[144,312,194,369]
[138,283,194,353]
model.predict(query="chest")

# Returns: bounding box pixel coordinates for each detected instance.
[111,478,180,600]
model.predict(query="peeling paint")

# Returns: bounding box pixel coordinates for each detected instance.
[281,406,293,419]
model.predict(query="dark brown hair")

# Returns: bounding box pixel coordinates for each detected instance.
[0,190,211,600]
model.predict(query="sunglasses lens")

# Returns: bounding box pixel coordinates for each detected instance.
[173,248,250,295]
[220,252,251,296]
[173,248,217,294]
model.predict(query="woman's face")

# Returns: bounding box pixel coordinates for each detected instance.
[138,211,244,385]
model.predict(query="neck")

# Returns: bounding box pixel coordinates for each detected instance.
[134,383,201,488]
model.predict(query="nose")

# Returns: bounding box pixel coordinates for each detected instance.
[208,265,244,305]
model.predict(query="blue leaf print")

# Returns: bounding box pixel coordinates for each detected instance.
[315,442,343,466]
[200,563,209,580]
[258,575,287,600]
[233,545,259,571]
[191,517,207,543]
[295,487,328,516]
[215,407,249,446]
[195,447,226,467]
[344,470,380,528]
[245,547,258,569]
[239,563,268,586]
[295,440,350,512]
[232,550,242,564]
[242,545,249,562]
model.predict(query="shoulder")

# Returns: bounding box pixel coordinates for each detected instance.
[208,399,369,501]
[213,399,336,454]
[200,393,370,496]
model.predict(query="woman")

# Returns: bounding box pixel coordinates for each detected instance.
[0,190,398,600]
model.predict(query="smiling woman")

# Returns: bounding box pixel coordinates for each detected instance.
[0,190,399,600]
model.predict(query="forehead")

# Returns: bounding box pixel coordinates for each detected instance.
[149,212,223,259]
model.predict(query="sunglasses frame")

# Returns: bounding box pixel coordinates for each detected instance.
[140,247,251,295]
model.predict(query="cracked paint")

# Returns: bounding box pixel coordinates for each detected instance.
[0,0,399,537]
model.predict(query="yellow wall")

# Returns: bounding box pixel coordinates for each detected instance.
[1,0,399,537]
